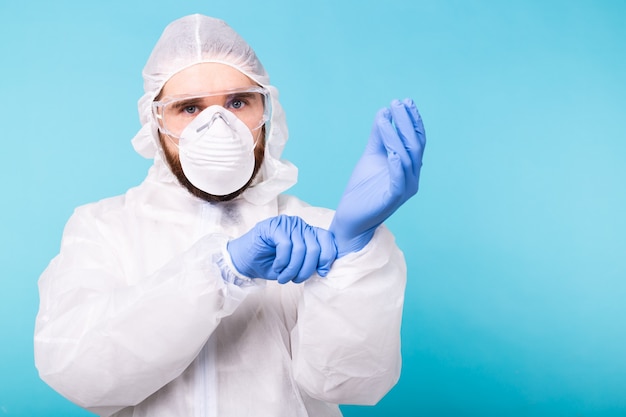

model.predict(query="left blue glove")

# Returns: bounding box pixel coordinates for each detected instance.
[330,98,426,257]
[227,215,337,284]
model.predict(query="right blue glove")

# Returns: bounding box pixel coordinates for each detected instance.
[227,215,337,284]
[330,98,426,257]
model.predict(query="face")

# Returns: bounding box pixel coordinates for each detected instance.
[156,62,266,203]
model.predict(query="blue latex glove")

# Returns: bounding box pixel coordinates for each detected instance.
[330,98,426,257]
[227,215,337,284]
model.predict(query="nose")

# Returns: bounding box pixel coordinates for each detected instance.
[196,110,231,133]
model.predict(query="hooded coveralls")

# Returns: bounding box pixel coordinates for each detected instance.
[34,14,407,417]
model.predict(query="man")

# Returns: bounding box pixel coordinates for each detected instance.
[34,14,426,417]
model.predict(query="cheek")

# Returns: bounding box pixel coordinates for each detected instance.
[254,135,266,163]
[159,134,180,159]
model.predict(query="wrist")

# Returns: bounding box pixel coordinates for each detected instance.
[334,230,375,258]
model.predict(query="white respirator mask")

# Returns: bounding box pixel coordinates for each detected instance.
[177,106,257,196]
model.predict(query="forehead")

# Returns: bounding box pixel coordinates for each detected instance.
[160,62,256,97]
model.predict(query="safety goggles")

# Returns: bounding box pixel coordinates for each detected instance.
[152,86,270,139]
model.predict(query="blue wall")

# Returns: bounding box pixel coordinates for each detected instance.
[1,1,625,415]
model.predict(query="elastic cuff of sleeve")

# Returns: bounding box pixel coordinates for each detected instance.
[213,240,257,288]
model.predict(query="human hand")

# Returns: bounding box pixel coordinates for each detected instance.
[330,98,426,257]
[227,215,337,284]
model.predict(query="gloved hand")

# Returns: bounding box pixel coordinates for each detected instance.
[330,98,426,257]
[227,215,337,284]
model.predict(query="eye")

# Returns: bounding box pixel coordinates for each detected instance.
[183,105,198,115]
[228,99,245,110]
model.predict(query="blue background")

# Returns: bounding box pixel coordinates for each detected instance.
[1,0,625,416]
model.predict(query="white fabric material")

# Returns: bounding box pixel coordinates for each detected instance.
[34,14,406,417]
[131,14,297,206]
[34,166,406,416]
[178,106,256,195]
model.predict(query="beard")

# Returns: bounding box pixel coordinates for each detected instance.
[159,131,266,203]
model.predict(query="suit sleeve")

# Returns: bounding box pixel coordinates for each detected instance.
[34,208,257,416]
[291,222,406,405]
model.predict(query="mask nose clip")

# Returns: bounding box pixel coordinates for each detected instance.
[196,111,231,133]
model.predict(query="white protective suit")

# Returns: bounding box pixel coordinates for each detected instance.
[34,14,406,417]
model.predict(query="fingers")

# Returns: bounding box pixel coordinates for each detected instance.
[375,99,426,201]
[272,215,308,283]
[278,224,321,284]
[366,108,390,154]
[399,98,426,180]
[271,216,336,284]
[315,228,337,277]
[402,98,426,151]
[375,106,414,201]
[390,100,422,190]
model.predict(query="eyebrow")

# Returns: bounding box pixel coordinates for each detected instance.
[227,92,258,99]
[167,91,263,110]
[169,97,204,110]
